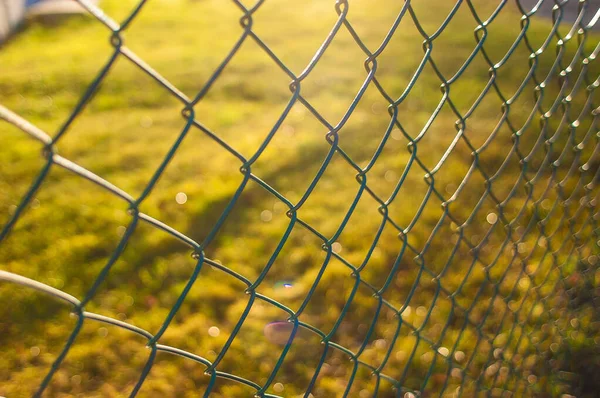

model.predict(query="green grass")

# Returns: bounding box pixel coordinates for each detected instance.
[1,0,599,397]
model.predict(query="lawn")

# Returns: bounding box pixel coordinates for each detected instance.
[0,0,599,397]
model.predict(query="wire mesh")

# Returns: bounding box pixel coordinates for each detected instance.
[1,0,600,396]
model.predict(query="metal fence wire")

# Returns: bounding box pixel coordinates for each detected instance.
[1,0,600,397]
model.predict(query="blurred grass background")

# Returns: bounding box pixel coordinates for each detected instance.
[0,0,599,396]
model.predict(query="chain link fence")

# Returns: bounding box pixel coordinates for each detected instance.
[1,0,600,396]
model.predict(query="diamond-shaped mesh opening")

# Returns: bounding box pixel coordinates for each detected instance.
[345,363,382,397]
[328,282,382,355]
[135,127,245,238]
[335,84,397,169]
[191,39,293,160]
[198,179,294,279]
[343,0,409,54]
[0,14,114,134]
[262,322,325,397]
[122,0,243,98]
[253,225,328,313]
[157,262,251,357]
[299,25,373,126]
[56,57,191,197]
[0,283,78,397]
[137,351,214,396]
[0,165,130,296]
[334,193,386,265]
[308,344,359,397]
[251,102,332,205]
[216,299,297,390]
[85,219,199,333]
[424,2,483,81]
[46,318,151,396]
[248,0,341,75]
[372,15,429,103]
[299,255,358,334]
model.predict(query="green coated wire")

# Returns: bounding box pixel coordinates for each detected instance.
[0,0,599,397]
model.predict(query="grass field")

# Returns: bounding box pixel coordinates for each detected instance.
[1,0,600,397]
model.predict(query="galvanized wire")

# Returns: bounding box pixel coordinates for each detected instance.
[1,0,599,397]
